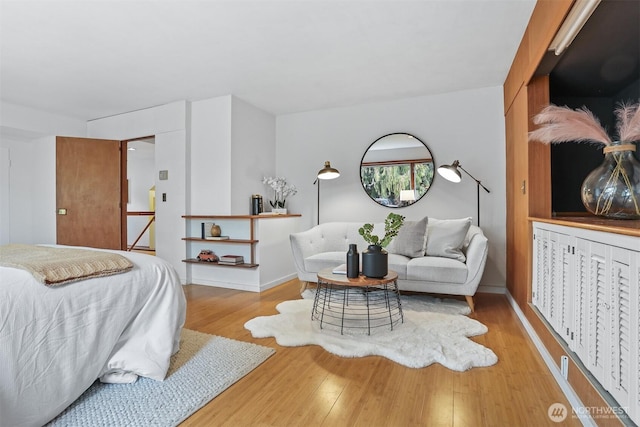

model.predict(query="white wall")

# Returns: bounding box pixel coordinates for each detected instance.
[189,96,232,214]
[0,102,86,244]
[189,95,276,215]
[0,136,56,244]
[0,147,9,244]
[230,97,276,214]
[276,86,507,289]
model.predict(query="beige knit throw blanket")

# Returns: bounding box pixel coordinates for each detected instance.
[0,244,133,286]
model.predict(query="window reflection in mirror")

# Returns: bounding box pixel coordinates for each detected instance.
[360,133,434,208]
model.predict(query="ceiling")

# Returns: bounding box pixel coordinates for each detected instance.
[0,1,536,123]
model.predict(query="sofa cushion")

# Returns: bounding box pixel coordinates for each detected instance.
[304,252,347,274]
[387,254,409,279]
[425,217,472,262]
[386,216,428,258]
[406,256,468,284]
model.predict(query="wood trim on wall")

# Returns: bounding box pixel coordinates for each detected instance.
[527,76,552,219]
[120,141,128,250]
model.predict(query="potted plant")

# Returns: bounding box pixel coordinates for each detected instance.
[358,212,405,278]
[262,176,298,214]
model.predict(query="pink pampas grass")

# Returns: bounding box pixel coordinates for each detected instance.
[529,105,612,145]
[614,102,640,143]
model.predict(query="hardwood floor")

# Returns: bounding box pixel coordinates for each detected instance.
[181,280,581,427]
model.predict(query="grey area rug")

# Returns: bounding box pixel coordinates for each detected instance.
[47,329,275,426]
[245,291,497,371]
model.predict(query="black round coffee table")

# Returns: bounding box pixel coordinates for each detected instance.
[312,268,403,335]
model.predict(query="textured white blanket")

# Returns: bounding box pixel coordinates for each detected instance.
[0,244,133,285]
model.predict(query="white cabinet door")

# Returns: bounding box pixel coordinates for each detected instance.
[532,227,549,316]
[587,241,610,386]
[630,250,640,425]
[557,233,573,344]
[572,237,590,361]
[608,246,638,417]
[532,226,573,343]
[547,230,561,330]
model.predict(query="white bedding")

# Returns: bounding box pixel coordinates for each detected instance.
[0,247,187,427]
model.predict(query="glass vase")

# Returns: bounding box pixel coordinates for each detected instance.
[581,141,640,219]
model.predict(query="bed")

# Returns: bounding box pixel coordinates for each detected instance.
[0,245,187,427]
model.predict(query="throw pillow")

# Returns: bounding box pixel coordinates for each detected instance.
[425,217,472,262]
[386,216,428,258]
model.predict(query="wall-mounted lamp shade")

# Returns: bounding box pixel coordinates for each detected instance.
[437,160,462,183]
[399,189,416,202]
[317,161,340,180]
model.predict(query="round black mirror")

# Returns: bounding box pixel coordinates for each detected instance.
[360,133,434,208]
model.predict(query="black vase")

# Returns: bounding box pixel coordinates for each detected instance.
[362,245,388,278]
[346,244,359,278]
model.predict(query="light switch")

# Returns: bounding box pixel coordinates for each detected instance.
[162,193,167,202]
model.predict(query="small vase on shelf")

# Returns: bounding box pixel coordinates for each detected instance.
[210,223,221,237]
[346,244,359,278]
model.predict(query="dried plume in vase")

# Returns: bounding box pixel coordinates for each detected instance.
[528,103,640,145]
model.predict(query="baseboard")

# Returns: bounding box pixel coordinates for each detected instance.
[477,284,507,294]
[182,273,297,293]
[259,273,297,292]
[504,291,595,427]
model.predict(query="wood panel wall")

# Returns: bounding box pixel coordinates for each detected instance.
[503,1,625,425]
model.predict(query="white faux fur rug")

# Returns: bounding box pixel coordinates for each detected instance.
[244,292,497,371]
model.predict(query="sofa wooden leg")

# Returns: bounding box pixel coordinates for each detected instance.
[300,281,309,293]
[465,295,475,313]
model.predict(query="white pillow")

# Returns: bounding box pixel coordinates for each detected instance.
[425,217,472,262]
[386,216,428,258]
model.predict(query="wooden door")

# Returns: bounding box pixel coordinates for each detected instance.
[56,136,124,249]
[505,76,551,308]
[505,86,530,306]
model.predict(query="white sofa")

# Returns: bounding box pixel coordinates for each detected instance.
[289,217,488,311]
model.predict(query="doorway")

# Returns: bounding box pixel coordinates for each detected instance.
[125,137,156,254]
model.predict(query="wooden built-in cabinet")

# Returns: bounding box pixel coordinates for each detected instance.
[504,1,639,425]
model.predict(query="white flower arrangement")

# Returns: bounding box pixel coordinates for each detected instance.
[262,176,298,209]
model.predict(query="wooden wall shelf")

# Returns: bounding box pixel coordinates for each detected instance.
[530,216,640,238]
[182,258,258,268]
[182,214,301,270]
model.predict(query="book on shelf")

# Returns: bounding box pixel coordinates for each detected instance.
[219,255,244,264]
[204,236,229,240]
[332,264,347,275]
